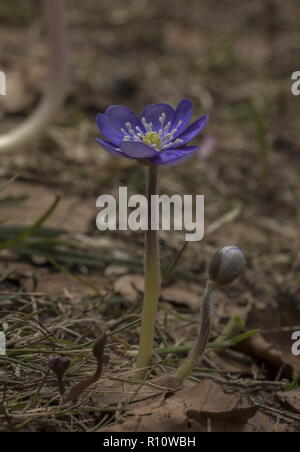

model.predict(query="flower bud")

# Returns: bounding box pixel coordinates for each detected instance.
[209,246,246,285]
[48,355,70,397]
[48,355,70,378]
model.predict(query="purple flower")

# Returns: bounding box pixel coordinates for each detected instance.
[96,99,208,166]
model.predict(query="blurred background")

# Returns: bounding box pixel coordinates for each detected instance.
[0,0,299,284]
[0,0,300,431]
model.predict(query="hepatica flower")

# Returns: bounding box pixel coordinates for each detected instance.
[95,98,209,380]
[96,99,208,166]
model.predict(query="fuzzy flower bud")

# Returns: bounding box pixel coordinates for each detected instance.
[209,246,246,285]
[48,355,70,396]
[48,355,70,379]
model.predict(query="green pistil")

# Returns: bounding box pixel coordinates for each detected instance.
[142,132,161,150]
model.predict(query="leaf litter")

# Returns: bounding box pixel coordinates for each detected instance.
[1,0,300,432]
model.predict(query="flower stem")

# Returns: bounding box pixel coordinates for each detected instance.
[175,280,216,381]
[134,165,160,379]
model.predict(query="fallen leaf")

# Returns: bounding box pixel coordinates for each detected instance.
[114,275,201,311]
[276,390,300,413]
[244,305,300,379]
[23,270,109,297]
[235,333,299,379]
[207,349,254,376]
[161,282,201,311]
[113,274,144,302]
[103,379,259,432]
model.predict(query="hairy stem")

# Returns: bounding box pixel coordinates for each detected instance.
[65,332,107,404]
[134,165,160,379]
[175,280,216,381]
[0,0,68,153]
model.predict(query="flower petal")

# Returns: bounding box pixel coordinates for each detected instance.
[168,114,209,148]
[97,106,144,145]
[105,105,143,129]
[152,146,200,166]
[171,98,193,137]
[96,114,124,145]
[140,103,175,131]
[120,141,159,158]
[96,138,127,158]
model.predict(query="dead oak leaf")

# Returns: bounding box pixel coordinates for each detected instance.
[113,274,144,302]
[161,283,201,311]
[276,390,300,413]
[234,333,297,379]
[244,306,300,379]
[103,379,258,432]
[114,274,201,310]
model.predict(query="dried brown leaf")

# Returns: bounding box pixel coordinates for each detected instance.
[103,379,259,432]
[114,274,201,311]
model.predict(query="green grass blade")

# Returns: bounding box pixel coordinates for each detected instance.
[0,175,19,193]
[0,196,60,250]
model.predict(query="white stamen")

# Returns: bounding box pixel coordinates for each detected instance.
[159,112,166,134]
[159,112,166,122]
[141,117,151,132]
[121,122,144,142]
[164,121,171,132]
[119,114,185,149]
[163,133,173,141]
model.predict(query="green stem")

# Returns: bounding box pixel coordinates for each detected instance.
[175,280,216,381]
[134,165,160,379]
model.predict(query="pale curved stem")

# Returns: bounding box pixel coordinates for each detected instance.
[175,280,216,381]
[0,0,68,153]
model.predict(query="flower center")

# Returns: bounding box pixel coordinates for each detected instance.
[142,131,162,150]
[120,112,184,151]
